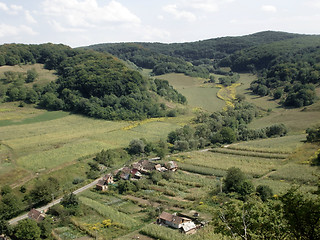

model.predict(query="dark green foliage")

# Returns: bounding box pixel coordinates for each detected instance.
[14,219,41,240]
[128,139,145,155]
[281,188,320,240]
[150,171,162,184]
[117,180,137,194]
[306,125,320,142]
[37,218,54,239]
[220,127,236,144]
[229,36,320,107]
[72,178,84,185]
[265,124,288,137]
[256,185,273,201]
[154,140,168,159]
[86,162,100,179]
[0,219,12,237]
[167,101,287,152]
[60,193,80,216]
[273,88,283,99]
[1,185,12,196]
[153,79,186,104]
[219,73,240,86]
[86,31,299,77]
[20,185,27,193]
[61,193,79,208]
[224,167,254,197]
[30,177,60,206]
[94,149,115,167]
[0,193,22,219]
[213,197,287,239]
[25,68,38,83]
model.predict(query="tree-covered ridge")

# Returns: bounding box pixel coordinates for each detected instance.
[85,31,301,78]
[0,44,186,120]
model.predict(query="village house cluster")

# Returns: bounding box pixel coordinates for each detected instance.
[95,160,178,191]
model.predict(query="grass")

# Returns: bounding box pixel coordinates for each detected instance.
[269,163,318,184]
[254,178,318,195]
[79,196,140,229]
[0,110,69,127]
[157,73,225,112]
[174,151,280,177]
[210,148,288,159]
[229,135,306,153]
[0,63,57,86]
[53,226,89,240]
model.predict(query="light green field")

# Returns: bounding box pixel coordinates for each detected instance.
[229,134,306,153]
[249,105,320,133]
[175,151,281,177]
[0,105,186,185]
[156,73,225,112]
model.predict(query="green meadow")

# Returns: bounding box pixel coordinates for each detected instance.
[157,73,225,112]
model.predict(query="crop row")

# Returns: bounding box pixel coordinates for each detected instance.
[210,148,288,159]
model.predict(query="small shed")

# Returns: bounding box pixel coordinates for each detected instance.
[165,161,178,171]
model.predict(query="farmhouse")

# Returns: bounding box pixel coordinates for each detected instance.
[130,168,142,179]
[96,174,114,191]
[28,208,45,222]
[157,211,197,234]
[96,179,108,191]
[138,159,156,174]
[102,174,114,184]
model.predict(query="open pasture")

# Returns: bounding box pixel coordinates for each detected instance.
[157,73,225,112]
[249,107,320,133]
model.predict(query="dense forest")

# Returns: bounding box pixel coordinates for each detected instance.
[0,44,185,120]
[85,31,301,77]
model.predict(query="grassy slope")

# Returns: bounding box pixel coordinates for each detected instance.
[156,73,225,112]
[237,73,320,133]
[0,63,57,87]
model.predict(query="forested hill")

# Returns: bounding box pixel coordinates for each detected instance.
[0,44,185,120]
[85,31,320,108]
[84,31,301,77]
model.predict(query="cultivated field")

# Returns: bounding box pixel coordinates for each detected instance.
[0,102,189,186]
